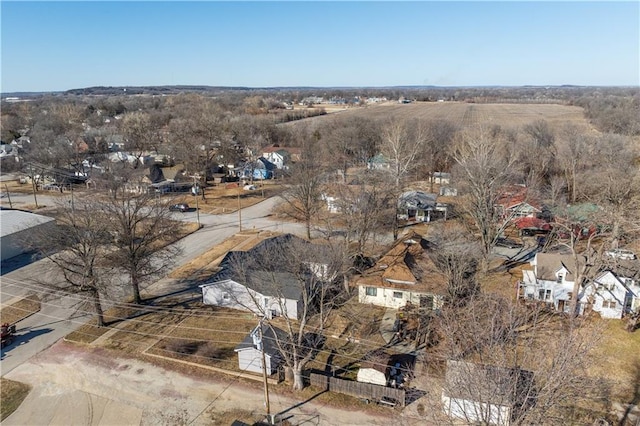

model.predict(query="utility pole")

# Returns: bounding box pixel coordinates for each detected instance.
[191,175,201,227]
[258,320,272,423]
[29,163,38,209]
[4,184,12,208]
[237,188,242,232]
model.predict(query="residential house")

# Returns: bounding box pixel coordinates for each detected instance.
[430,172,451,185]
[442,360,534,426]
[237,157,276,180]
[234,323,286,375]
[496,186,542,220]
[262,145,302,170]
[366,153,391,170]
[581,269,640,319]
[397,191,448,223]
[199,234,333,320]
[354,232,448,310]
[518,253,584,313]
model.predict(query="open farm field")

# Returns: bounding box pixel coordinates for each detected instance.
[285,101,594,132]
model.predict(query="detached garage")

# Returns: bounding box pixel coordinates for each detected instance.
[1,209,55,262]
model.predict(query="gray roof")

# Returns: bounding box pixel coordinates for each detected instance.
[398,191,437,210]
[444,360,534,407]
[0,209,55,238]
[234,324,287,356]
[535,253,583,281]
[211,233,333,301]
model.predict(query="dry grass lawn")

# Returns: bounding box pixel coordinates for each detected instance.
[169,231,281,280]
[0,378,31,421]
[588,318,640,401]
[0,294,41,325]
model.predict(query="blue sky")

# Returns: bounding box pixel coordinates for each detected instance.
[1,1,638,92]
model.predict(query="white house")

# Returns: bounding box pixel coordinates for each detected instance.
[355,232,447,310]
[519,253,582,313]
[580,271,640,319]
[430,172,451,185]
[200,234,333,321]
[520,253,640,318]
[234,324,285,375]
[200,273,302,320]
[442,360,534,426]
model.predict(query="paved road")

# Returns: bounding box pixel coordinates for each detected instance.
[0,196,307,376]
[0,195,411,425]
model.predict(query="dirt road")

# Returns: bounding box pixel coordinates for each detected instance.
[4,341,406,426]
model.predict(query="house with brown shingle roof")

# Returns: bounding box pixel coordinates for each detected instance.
[354,232,448,309]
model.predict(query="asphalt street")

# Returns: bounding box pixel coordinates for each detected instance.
[1,195,307,376]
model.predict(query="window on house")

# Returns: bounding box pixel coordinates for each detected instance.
[545,289,552,300]
[365,287,377,297]
[556,274,563,283]
[604,300,617,309]
[222,293,230,300]
[393,291,403,299]
[538,289,545,300]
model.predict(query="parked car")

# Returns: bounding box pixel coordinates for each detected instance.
[495,238,523,249]
[605,249,637,260]
[169,203,189,212]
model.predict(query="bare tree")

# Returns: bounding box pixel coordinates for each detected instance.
[577,133,640,247]
[379,118,428,188]
[554,124,592,204]
[101,181,182,304]
[428,223,481,306]
[226,236,347,390]
[120,111,161,166]
[451,127,517,266]
[330,179,395,258]
[30,198,113,326]
[432,293,606,425]
[280,139,325,239]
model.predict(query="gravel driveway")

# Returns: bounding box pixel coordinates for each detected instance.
[4,341,400,426]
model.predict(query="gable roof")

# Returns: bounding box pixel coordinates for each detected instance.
[355,232,448,293]
[444,360,534,407]
[211,234,333,300]
[534,253,583,282]
[497,185,541,211]
[234,323,287,356]
[398,191,437,210]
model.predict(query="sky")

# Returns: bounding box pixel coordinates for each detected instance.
[1,1,638,92]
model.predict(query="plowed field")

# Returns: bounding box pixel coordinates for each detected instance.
[286,101,593,132]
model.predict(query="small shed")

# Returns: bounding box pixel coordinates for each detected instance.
[357,352,415,388]
[234,324,285,375]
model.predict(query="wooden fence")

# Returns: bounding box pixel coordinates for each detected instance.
[309,372,405,407]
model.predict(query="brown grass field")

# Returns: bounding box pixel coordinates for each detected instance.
[285,101,594,133]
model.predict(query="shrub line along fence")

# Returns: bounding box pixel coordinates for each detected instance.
[309,372,406,406]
